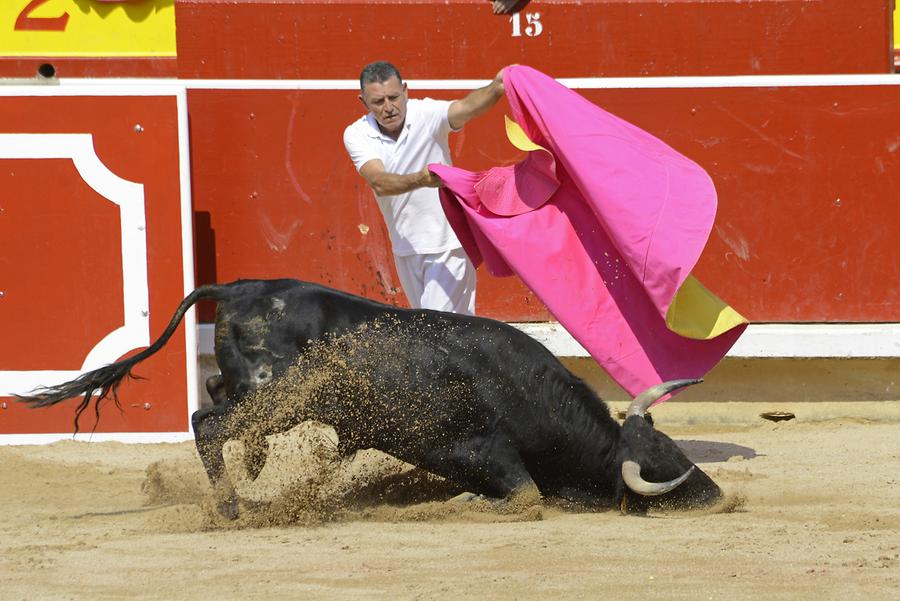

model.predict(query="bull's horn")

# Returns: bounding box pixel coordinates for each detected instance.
[621,460,695,496]
[625,379,703,418]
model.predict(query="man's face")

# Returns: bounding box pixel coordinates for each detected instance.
[360,76,408,137]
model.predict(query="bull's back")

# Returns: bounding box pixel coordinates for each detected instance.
[211,279,613,458]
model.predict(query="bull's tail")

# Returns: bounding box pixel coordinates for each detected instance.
[16,284,229,433]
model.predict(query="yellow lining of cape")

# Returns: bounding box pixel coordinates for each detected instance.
[667,275,748,339]
[505,116,548,152]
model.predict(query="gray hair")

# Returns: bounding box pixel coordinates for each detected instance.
[359,61,403,91]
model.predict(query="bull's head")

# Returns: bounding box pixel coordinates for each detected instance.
[617,380,722,513]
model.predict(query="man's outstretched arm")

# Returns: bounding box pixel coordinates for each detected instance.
[447,67,508,131]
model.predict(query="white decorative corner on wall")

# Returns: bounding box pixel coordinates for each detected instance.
[0,133,149,396]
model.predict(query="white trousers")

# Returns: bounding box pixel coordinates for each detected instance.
[393,247,477,315]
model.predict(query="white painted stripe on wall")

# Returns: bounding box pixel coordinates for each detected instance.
[721,324,900,358]
[0,84,188,96]
[174,87,200,427]
[0,432,195,446]
[0,133,150,396]
[25,73,900,92]
[197,322,900,359]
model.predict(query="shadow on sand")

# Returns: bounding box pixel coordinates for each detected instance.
[676,439,758,463]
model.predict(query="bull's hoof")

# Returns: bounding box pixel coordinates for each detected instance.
[217,497,240,520]
[506,483,542,509]
[449,492,488,503]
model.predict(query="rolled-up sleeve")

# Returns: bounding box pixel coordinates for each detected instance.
[343,123,382,172]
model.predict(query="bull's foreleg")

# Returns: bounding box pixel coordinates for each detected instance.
[207,375,273,482]
[205,374,227,406]
[191,404,239,519]
[444,436,542,509]
[240,432,269,482]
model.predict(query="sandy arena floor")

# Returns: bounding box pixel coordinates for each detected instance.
[1,415,898,601]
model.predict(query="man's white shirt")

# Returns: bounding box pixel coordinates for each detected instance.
[343,98,462,256]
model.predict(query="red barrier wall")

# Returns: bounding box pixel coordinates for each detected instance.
[2,2,898,439]
[2,2,897,441]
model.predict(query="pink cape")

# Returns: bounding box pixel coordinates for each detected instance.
[431,66,746,398]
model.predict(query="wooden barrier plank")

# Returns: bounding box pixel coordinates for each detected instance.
[187,81,900,323]
[187,87,552,323]
[0,90,194,435]
[176,0,892,79]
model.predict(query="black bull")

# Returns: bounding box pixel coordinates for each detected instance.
[19,279,722,516]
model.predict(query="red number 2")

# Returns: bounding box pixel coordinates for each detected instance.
[15,0,69,32]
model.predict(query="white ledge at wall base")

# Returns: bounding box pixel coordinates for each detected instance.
[197,322,900,360]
